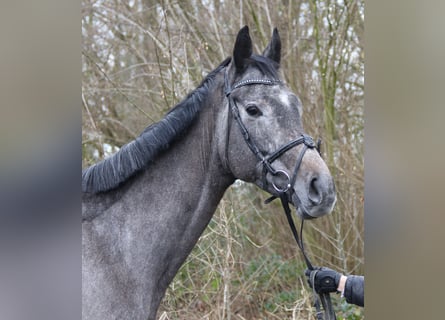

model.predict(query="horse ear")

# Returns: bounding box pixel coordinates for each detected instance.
[262,28,281,65]
[233,25,253,71]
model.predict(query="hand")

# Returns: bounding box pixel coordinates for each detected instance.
[305,267,342,294]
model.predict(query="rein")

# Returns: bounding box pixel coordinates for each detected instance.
[224,69,336,320]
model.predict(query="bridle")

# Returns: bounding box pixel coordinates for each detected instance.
[224,69,337,320]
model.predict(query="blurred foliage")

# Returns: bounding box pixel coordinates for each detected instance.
[82,0,364,318]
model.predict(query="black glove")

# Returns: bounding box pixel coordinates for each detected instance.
[305,267,342,294]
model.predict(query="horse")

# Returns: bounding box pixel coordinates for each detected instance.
[82,26,336,320]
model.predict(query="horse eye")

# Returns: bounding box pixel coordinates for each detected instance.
[246,105,262,117]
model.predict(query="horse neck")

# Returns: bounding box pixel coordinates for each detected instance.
[124,85,234,306]
[83,82,235,315]
[83,73,233,218]
[143,91,233,210]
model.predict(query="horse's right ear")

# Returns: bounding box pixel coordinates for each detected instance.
[262,28,281,65]
[233,26,252,72]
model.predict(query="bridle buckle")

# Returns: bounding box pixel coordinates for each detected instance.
[302,134,316,148]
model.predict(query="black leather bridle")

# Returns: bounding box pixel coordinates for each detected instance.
[224,69,337,320]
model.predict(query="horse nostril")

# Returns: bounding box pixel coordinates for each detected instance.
[308,176,322,205]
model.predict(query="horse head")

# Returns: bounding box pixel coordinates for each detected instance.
[219,26,336,219]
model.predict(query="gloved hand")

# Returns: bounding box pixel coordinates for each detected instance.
[305,267,342,294]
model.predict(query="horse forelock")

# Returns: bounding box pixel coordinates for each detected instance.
[247,54,280,79]
[82,58,231,194]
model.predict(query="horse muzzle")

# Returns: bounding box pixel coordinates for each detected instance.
[290,172,337,219]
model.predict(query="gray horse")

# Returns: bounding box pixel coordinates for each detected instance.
[82,26,336,320]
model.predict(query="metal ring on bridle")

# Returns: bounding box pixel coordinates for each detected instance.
[271,170,291,193]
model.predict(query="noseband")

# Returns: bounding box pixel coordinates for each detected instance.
[224,69,337,320]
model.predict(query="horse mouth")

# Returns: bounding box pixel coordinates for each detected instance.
[290,193,335,219]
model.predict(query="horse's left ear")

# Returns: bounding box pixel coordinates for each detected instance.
[262,28,281,65]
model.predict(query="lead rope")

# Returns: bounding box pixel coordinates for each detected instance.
[277,195,326,320]
[274,194,336,320]
[275,135,336,320]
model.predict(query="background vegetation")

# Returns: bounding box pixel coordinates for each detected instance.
[82,0,364,318]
